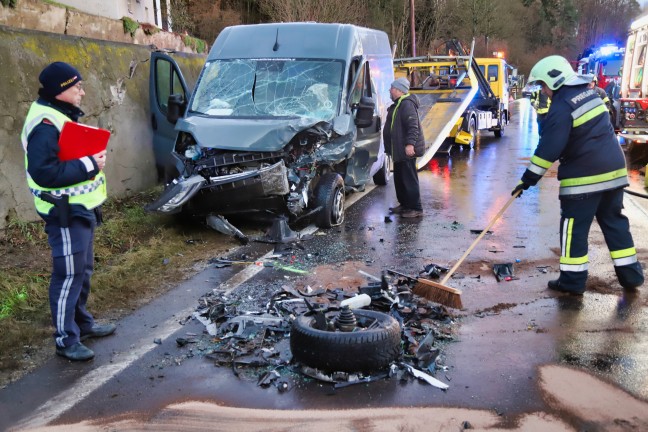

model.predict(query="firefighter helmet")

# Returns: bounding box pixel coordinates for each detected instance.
[528,55,591,90]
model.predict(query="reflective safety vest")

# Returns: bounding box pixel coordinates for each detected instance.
[20,102,107,215]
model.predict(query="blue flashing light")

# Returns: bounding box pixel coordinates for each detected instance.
[598,44,621,57]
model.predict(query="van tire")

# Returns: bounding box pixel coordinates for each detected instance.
[372,155,391,186]
[314,173,345,228]
[290,309,401,372]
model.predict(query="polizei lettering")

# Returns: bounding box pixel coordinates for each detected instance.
[570,89,596,104]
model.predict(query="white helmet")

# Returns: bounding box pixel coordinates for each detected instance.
[528,55,592,90]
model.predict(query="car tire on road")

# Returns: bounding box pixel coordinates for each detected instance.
[290,309,401,373]
[314,172,345,228]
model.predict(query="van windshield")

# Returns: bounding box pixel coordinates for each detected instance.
[190,59,344,121]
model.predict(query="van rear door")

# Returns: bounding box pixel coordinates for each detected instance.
[149,51,191,182]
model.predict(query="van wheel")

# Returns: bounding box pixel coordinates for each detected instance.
[494,112,505,138]
[314,173,345,228]
[372,155,391,186]
[290,309,401,373]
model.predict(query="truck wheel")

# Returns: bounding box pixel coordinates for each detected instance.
[468,116,477,147]
[494,112,505,137]
[372,154,391,186]
[314,173,345,228]
[290,309,402,373]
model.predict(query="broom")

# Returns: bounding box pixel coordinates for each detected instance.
[413,190,521,309]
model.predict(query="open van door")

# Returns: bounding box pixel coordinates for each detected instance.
[149,51,191,183]
[347,58,383,186]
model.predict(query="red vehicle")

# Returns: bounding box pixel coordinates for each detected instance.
[619,15,648,158]
[577,43,625,90]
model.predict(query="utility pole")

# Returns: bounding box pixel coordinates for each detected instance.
[410,0,416,57]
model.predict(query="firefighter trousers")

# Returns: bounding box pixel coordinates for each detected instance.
[558,188,644,292]
[45,217,97,348]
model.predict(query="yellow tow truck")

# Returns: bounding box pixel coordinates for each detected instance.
[394,42,510,169]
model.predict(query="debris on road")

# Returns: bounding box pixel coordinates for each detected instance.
[493,263,514,282]
[175,265,458,392]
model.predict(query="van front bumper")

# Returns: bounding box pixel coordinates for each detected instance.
[146,160,290,215]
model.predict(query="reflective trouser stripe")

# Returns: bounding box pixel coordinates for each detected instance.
[55,227,73,348]
[560,217,589,272]
[611,247,639,266]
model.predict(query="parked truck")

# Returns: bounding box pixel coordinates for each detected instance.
[393,42,509,169]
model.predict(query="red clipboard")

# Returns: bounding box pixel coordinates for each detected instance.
[58,122,110,161]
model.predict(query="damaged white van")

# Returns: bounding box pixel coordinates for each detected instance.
[146,22,394,228]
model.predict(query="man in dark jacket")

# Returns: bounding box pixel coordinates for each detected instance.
[20,62,116,361]
[512,55,644,295]
[383,77,425,218]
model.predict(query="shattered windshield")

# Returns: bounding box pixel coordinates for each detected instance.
[190,59,344,121]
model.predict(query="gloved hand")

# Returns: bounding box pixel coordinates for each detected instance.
[511,182,530,197]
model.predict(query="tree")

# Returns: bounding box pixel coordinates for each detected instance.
[258,0,369,25]
[575,0,640,50]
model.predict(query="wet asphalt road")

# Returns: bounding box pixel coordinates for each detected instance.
[1,99,647,431]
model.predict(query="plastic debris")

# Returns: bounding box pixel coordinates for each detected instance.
[493,263,514,282]
[402,364,449,389]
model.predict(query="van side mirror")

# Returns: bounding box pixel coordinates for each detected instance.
[354,96,375,128]
[167,94,187,125]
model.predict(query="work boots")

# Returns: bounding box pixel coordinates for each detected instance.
[80,323,116,341]
[56,342,94,361]
[547,279,585,295]
[401,209,423,218]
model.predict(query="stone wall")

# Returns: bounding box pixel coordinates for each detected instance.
[0,24,205,228]
[0,0,203,53]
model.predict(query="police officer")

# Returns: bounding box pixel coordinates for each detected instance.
[531,87,551,135]
[20,62,115,361]
[512,55,644,295]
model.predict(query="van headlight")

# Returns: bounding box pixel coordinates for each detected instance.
[157,175,206,213]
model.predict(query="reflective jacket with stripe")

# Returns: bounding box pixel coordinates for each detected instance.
[20,100,107,216]
[521,84,627,198]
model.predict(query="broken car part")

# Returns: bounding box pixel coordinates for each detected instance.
[206,214,249,244]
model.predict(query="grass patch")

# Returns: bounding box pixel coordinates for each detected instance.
[0,187,245,384]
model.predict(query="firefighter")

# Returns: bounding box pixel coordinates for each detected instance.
[589,76,611,109]
[512,55,644,295]
[531,86,551,135]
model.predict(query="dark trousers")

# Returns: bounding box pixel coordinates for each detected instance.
[393,158,422,211]
[45,217,96,348]
[558,188,644,291]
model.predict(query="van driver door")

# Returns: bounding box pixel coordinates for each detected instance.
[347,59,381,186]
[149,51,191,183]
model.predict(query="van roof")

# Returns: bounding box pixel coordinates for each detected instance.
[208,22,391,61]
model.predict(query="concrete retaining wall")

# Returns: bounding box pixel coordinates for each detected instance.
[0,24,205,228]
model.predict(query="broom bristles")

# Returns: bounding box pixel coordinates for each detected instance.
[413,278,463,309]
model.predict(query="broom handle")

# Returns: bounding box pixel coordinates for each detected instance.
[440,190,521,284]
